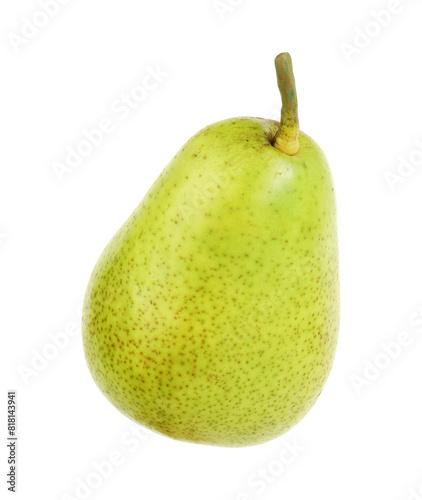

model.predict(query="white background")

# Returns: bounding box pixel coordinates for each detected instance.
[1,0,422,499]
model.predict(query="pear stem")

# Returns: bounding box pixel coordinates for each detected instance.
[272,53,300,155]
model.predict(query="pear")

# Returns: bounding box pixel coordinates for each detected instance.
[82,53,340,447]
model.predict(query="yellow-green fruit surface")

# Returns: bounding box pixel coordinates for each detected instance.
[82,117,340,447]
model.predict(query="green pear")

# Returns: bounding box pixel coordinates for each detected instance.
[82,53,340,447]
